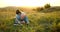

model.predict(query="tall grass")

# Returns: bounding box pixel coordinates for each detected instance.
[0,10,60,32]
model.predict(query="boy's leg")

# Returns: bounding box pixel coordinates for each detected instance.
[18,21,22,25]
[24,16,29,25]
[14,18,18,25]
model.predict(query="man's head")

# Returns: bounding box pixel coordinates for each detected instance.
[16,10,21,14]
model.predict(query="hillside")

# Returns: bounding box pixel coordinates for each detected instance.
[43,6,60,12]
[0,6,60,12]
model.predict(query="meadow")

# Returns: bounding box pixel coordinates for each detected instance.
[0,7,60,32]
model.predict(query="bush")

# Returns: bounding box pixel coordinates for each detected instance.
[36,7,44,12]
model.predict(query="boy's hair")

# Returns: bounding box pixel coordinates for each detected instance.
[16,10,21,14]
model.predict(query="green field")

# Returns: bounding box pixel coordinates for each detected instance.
[0,7,60,32]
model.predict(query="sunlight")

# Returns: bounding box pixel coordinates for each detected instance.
[0,0,60,7]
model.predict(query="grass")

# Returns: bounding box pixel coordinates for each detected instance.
[0,9,60,32]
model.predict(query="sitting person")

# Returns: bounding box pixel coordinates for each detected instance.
[14,10,29,25]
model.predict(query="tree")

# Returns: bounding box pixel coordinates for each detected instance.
[44,4,51,9]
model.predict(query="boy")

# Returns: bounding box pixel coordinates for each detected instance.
[14,10,29,25]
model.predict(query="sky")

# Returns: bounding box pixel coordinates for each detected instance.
[0,0,60,8]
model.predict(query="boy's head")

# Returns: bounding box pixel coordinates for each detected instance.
[16,10,21,14]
